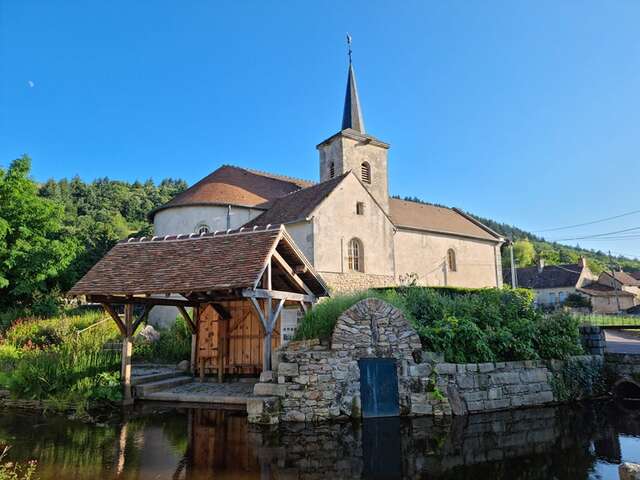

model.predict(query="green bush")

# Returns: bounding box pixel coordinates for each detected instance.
[534,311,583,360]
[133,317,191,363]
[296,287,583,363]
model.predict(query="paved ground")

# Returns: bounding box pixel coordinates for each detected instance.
[139,380,255,405]
[131,365,179,378]
[605,330,640,354]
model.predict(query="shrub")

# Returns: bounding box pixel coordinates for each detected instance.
[0,446,37,480]
[295,287,583,363]
[534,311,583,360]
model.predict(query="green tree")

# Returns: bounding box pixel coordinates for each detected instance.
[0,156,79,310]
[513,239,536,267]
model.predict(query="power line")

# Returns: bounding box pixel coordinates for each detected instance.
[533,208,640,233]
[549,226,640,242]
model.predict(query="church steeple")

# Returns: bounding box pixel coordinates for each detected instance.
[341,63,365,133]
[317,35,390,213]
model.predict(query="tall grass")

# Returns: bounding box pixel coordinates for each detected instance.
[0,310,122,411]
[133,317,191,363]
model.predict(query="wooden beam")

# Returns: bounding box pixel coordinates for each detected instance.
[177,305,196,333]
[299,301,308,314]
[249,297,268,331]
[90,294,198,307]
[131,304,153,335]
[269,298,285,330]
[101,303,126,336]
[272,250,314,296]
[211,303,231,320]
[242,288,315,304]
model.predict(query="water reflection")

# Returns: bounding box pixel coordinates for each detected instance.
[1,402,640,479]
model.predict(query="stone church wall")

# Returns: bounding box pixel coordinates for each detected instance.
[394,228,502,288]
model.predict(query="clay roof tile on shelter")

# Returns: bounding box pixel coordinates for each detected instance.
[388,198,501,242]
[605,271,640,286]
[68,226,327,298]
[149,165,315,220]
[578,283,636,297]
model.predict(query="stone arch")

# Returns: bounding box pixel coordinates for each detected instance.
[613,378,640,400]
[330,298,423,417]
[331,298,422,361]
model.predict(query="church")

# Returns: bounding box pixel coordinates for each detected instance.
[150,60,505,306]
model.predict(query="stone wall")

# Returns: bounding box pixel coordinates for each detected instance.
[318,272,396,295]
[249,298,605,424]
[580,325,606,355]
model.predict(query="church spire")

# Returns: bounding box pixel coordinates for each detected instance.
[341,34,365,133]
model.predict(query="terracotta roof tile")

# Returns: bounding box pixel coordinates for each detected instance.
[150,165,314,220]
[607,271,640,286]
[68,228,282,296]
[389,198,500,242]
[579,283,636,297]
[243,173,349,227]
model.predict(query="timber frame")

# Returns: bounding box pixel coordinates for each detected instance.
[72,225,328,402]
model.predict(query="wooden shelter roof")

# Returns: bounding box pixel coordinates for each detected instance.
[68,225,328,301]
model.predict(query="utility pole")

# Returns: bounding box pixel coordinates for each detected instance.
[509,239,517,288]
[609,250,621,313]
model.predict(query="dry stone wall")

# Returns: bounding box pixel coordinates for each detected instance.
[249,298,606,424]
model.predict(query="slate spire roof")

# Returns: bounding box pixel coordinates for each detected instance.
[341,63,365,133]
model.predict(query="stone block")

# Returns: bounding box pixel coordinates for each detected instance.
[253,383,288,397]
[278,362,299,377]
[409,363,433,378]
[620,462,640,480]
[259,370,273,383]
[484,398,510,411]
[423,351,445,362]
[247,397,281,425]
[478,363,495,373]
[435,363,457,375]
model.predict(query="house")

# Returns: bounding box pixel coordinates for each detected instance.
[148,58,505,326]
[503,258,595,307]
[504,258,638,313]
[597,270,640,298]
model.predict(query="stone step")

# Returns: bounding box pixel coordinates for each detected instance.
[131,371,184,386]
[133,376,192,395]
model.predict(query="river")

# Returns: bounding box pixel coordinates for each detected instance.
[0,401,639,479]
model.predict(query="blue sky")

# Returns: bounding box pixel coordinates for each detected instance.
[1,1,639,259]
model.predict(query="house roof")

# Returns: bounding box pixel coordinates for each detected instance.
[603,271,640,286]
[242,173,350,227]
[629,271,640,281]
[578,283,637,298]
[68,226,327,298]
[627,304,640,315]
[149,165,314,220]
[389,198,502,242]
[504,263,585,289]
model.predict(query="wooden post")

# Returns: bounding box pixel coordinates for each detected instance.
[190,306,198,375]
[122,304,134,404]
[262,298,272,372]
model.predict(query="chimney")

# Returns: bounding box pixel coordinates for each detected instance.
[537,258,545,274]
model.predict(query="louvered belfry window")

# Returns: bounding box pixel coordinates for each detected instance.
[348,238,364,272]
[329,162,335,178]
[361,162,371,184]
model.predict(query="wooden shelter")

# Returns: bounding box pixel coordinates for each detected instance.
[68,225,328,401]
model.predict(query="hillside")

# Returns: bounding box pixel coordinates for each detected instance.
[393,196,640,274]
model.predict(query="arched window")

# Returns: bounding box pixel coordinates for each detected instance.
[361,162,371,184]
[195,223,210,235]
[329,162,335,179]
[447,249,457,272]
[348,238,364,272]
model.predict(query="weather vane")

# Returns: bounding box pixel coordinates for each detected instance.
[346,33,352,64]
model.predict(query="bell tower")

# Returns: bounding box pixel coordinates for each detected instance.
[317,37,390,213]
